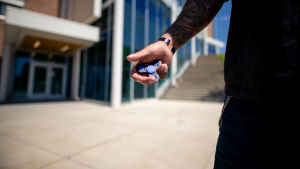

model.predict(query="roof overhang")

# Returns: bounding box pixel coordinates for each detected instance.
[205,37,225,48]
[4,6,99,53]
[0,0,24,7]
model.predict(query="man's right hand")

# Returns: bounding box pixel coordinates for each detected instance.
[127,40,173,85]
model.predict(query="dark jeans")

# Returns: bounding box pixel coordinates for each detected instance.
[213,96,295,169]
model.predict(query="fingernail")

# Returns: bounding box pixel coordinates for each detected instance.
[128,54,134,58]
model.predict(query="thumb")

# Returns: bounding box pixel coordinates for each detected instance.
[127,48,150,62]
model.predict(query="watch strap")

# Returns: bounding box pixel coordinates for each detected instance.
[158,37,176,54]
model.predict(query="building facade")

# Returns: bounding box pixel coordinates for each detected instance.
[0,0,224,107]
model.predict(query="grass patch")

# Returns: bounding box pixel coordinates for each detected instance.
[216,53,225,62]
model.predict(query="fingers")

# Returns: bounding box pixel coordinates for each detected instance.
[127,48,150,62]
[157,63,168,80]
[127,41,171,63]
[127,41,172,85]
[130,63,169,85]
[130,63,157,85]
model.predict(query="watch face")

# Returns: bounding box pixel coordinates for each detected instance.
[146,65,156,74]
[137,60,161,75]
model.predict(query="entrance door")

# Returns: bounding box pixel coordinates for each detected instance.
[28,61,67,99]
[49,64,67,98]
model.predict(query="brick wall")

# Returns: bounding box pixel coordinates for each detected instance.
[207,21,214,38]
[25,0,60,17]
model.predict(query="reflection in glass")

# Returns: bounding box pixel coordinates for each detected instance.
[122,0,173,101]
[80,5,113,102]
[177,0,186,7]
[158,2,171,87]
[33,66,47,94]
[177,44,185,72]
[208,44,217,54]
[196,38,204,55]
[186,40,191,60]
[51,68,63,95]
[147,0,157,98]
[134,0,146,99]
[122,0,132,102]
[177,39,193,73]
[13,51,31,98]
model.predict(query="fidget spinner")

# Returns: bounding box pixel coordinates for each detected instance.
[137,60,162,79]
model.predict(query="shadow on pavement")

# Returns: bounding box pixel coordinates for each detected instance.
[199,88,225,103]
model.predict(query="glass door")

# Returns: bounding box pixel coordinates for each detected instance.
[49,64,67,98]
[33,66,47,95]
[28,62,49,99]
[28,61,67,99]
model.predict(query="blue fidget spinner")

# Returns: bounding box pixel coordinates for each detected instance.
[137,60,162,79]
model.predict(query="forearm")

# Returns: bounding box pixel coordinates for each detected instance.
[163,0,225,50]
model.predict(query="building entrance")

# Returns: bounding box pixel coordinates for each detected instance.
[27,61,67,99]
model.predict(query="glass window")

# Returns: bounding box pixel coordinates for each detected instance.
[0,2,6,15]
[196,38,204,55]
[31,53,66,64]
[177,44,185,72]
[122,0,172,101]
[177,0,186,7]
[33,53,49,62]
[134,0,146,99]
[158,1,171,87]
[147,0,157,98]
[102,0,109,4]
[65,57,72,98]
[80,6,113,102]
[208,44,216,54]
[13,51,31,98]
[32,66,47,94]
[176,39,192,73]
[122,0,132,102]
[51,55,66,63]
[149,0,157,44]
[186,40,191,61]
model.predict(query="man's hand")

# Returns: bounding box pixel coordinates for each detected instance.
[127,0,225,85]
[127,40,173,85]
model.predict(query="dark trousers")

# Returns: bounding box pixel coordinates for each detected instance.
[213,96,295,169]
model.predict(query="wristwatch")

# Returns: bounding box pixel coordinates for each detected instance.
[158,37,176,54]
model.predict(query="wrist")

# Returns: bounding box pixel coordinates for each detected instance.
[160,34,176,54]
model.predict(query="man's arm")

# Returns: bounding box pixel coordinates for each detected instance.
[127,0,225,85]
[163,0,225,50]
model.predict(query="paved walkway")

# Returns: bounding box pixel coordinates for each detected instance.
[0,100,222,169]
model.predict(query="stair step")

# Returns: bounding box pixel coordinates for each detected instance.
[161,55,225,102]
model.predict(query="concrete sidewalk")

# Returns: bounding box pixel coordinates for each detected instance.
[0,100,222,169]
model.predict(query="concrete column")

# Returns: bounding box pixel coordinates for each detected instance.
[191,37,197,65]
[171,53,177,86]
[216,47,221,54]
[111,0,124,108]
[0,45,12,102]
[170,2,178,87]
[71,51,81,100]
[204,39,209,55]
[203,27,209,56]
